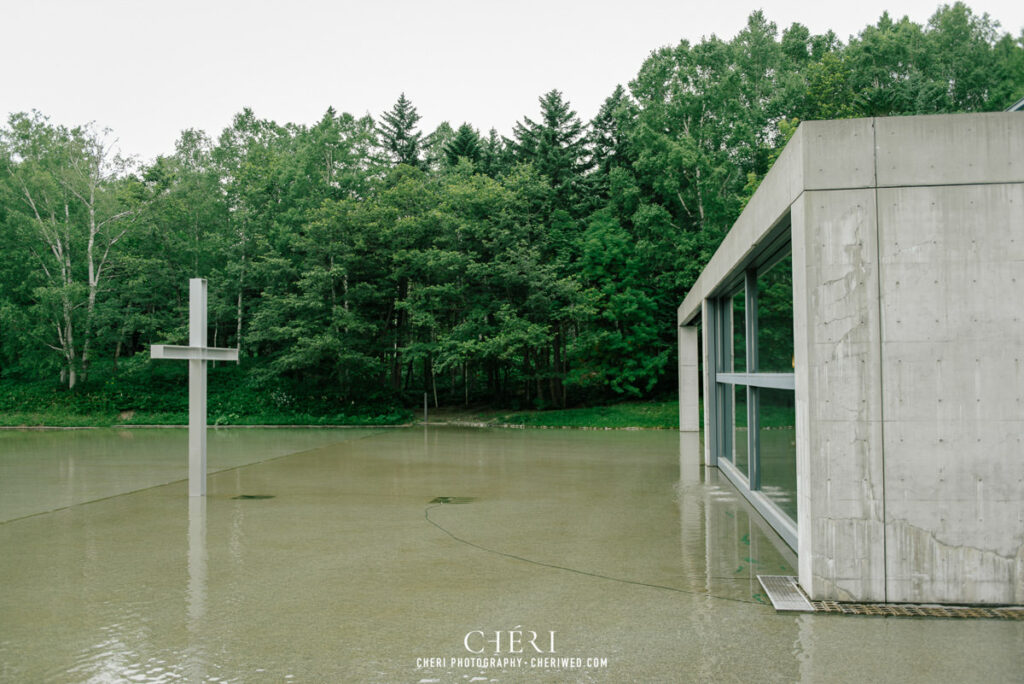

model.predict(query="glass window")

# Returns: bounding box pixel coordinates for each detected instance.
[758,388,797,522]
[712,238,796,541]
[733,385,748,476]
[756,254,794,373]
[731,288,746,372]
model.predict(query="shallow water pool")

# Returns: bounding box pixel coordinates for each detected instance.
[0,427,1019,682]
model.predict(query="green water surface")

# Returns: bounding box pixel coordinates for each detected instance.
[0,427,1019,682]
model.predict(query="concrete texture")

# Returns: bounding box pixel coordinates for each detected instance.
[875,114,1024,187]
[680,112,1024,604]
[794,189,886,602]
[877,182,1024,604]
[677,323,700,431]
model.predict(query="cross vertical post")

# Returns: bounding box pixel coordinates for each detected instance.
[151,278,240,497]
[189,279,208,496]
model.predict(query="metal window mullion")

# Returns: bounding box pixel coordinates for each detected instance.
[708,299,719,463]
[745,269,758,372]
[715,373,795,390]
[745,270,760,490]
[709,298,726,465]
[719,298,732,464]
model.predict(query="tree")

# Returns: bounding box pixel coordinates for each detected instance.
[513,90,592,216]
[630,35,743,233]
[378,93,424,168]
[4,5,1023,414]
[478,128,514,178]
[422,121,455,171]
[589,86,636,176]
[569,209,662,397]
[922,2,1007,111]
[0,111,138,387]
[804,51,857,120]
[587,85,639,206]
[444,123,482,167]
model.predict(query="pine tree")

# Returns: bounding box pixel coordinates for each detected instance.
[422,122,455,171]
[444,123,482,167]
[378,93,423,168]
[513,90,591,214]
[587,85,638,202]
[479,128,513,178]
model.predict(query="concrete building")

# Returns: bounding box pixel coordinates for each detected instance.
[677,112,1024,605]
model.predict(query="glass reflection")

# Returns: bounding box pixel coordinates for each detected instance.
[756,254,794,373]
[759,388,797,522]
[733,385,748,476]
[731,288,746,372]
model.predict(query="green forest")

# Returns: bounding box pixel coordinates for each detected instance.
[1,4,1022,425]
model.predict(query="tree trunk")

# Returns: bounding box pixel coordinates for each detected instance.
[404,360,414,390]
[426,355,438,408]
[547,346,558,409]
[523,349,531,405]
[392,278,409,392]
[561,331,568,407]
[81,194,97,382]
[553,329,564,408]
[536,347,545,405]
[236,242,247,348]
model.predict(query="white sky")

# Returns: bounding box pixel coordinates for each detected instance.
[2,0,1021,163]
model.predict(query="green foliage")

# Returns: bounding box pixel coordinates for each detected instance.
[0,360,412,427]
[497,400,679,429]
[444,123,483,167]
[378,93,424,168]
[1,5,1021,424]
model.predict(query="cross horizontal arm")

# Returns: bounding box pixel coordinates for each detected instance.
[150,344,240,362]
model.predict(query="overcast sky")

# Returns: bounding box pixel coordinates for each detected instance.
[2,0,1021,163]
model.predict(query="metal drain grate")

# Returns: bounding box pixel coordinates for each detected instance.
[757,575,1024,619]
[758,575,814,612]
[811,601,1024,620]
[429,496,476,504]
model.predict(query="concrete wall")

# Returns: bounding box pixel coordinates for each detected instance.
[677,323,700,432]
[679,112,1024,604]
[793,188,886,602]
[877,182,1024,604]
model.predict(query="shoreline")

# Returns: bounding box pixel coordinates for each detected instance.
[0,400,684,431]
[0,421,676,432]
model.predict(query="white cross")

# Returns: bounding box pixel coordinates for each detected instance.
[151,279,239,496]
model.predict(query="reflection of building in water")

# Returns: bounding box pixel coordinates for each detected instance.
[676,432,797,604]
[677,113,1024,605]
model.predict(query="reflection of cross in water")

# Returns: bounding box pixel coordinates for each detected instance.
[151,279,239,496]
[187,497,206,679]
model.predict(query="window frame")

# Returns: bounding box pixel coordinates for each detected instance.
[708,237,797,549]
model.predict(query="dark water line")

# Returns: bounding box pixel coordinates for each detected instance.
[424,504,761,606]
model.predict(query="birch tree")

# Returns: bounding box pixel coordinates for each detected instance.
[0,111,135,387]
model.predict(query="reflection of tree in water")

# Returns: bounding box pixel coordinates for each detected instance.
[757,254,794,374]
[732,289,746,371]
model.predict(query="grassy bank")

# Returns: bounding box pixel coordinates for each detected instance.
[480,400,682,429]
[0,386,800,431]
[0,367,707,430]
[467,398,792,430]
[0,409,412,428]
[0,367,412,428]
[0,402,681,429]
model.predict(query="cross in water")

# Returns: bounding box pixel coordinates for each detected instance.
[151,279,239,496]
